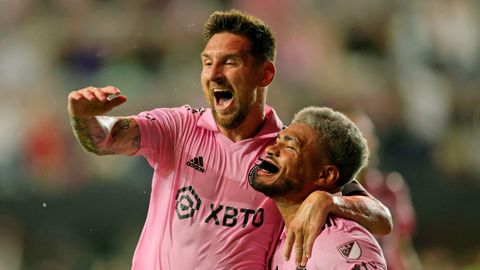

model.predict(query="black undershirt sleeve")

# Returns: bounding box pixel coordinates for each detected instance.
[341,180,370,196]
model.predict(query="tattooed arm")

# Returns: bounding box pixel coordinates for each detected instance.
[70,116,140,155]
[68,86,140,156]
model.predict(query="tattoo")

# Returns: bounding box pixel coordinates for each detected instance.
[71,116,139,156]
[70,116,115,155]
[70,117,106,153]
[132,134,141,149]
[97,148,119,155]
[119,118,130,130]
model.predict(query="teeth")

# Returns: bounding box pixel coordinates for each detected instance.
[213,89,230,93]
[213,89,234,104]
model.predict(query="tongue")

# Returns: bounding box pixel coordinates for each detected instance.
[216,97,233,110]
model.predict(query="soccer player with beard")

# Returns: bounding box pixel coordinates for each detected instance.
[250,106,387,269]
[67,10,391,269]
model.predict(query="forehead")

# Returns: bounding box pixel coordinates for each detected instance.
[202,32,251,56]
[280,123,319,145]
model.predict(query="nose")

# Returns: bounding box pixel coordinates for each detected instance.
[265,144,279,157]
[208,63,225,83]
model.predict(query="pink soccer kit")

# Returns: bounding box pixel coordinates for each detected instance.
[131,105,284,269]
[271,216,387,270]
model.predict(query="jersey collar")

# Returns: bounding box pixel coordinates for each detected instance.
[197,105,284,139]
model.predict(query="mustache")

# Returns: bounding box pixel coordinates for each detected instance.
[209,82,231,90]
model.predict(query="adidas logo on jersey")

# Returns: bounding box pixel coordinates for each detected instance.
[186,156,206,173]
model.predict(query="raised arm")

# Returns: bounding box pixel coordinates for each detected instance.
[67,86,140,156]
[284,182,392,266]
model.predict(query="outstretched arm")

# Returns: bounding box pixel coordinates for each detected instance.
[68,86,140,156]
[284,182,392,266]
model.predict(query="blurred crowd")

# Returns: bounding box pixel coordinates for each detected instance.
[0,0,479,269]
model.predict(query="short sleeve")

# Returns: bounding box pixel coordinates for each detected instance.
[132,107,192,169]
[341,180,370,196]
[309,221,386,269]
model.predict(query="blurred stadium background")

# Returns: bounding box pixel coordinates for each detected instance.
[0,0,479,269]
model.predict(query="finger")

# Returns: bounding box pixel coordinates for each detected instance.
[301,234,315,266]
[80,88,97,101]
[291,230,303,266]
[68,91,83,101]
[294,231,304,266]
[91,87,109,103]
[284,230,295,261]
[101,85,121,96]
[104,95,127,111]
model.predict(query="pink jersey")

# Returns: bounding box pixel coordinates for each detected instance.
[131,105,284,269]
[271,216,386,270]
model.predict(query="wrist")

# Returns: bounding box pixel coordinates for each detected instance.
[312,190,336,215]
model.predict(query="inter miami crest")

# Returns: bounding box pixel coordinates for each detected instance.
[247,163,260,187]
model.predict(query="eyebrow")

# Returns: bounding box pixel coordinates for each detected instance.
[277,133,300,145]
[201,53,241,60]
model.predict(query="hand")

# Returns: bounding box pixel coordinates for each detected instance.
[68,86,127,117]
[284,190,333,266]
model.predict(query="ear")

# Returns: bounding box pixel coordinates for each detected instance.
[316,165,339,189]
[259,61,275,87]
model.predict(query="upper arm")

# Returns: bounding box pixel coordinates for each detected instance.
[107,117,141,156]
[311,226,386,269]
[337,181,393,235]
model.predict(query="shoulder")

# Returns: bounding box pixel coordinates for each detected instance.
[139,105,206,118]
[320,216,378,245]
[135,105,207,125]
[182,105,207,115]
[308,216,386,268]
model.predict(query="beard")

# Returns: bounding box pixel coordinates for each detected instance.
[211,93,255,129]
[250,175,303,199]
[212,106,249,129]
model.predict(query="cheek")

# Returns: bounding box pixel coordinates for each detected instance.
[283,157,303,177]
[200,71,208,84]
[200,86,212,104]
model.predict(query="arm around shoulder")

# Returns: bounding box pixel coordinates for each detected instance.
[331,190,393,235]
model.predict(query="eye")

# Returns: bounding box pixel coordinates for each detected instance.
[286,146,296,151]
[202,58,212,66]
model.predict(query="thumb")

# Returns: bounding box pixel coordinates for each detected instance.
[104,95,127,111]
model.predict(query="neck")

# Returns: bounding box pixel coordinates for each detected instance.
[218,102,266,142]
[273,199,302,229]
[273,188,338,230]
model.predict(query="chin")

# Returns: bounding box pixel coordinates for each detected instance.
[213,112,244,129]
[251,177,288,198]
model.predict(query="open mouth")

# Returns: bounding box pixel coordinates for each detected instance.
[258,158,280,174]
[213,89,234,110]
